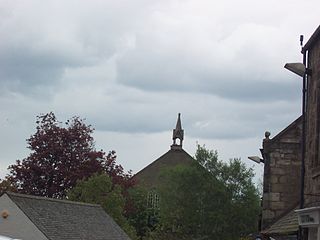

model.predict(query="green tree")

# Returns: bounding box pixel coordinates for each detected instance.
[156,145,260,240]
[126,186,153,239]
[158,163,230,240]
[196,144,260,237]
[68,173,138,239]
[220,158,260,238]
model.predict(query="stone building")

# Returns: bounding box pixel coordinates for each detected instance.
[259,25,320,240]
[303,25,320,207]
[294,25,320,240]
[261,116,302,230]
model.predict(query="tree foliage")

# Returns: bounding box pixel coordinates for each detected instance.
[158,163,230,240]
[0,178,17,196]
[68,174,138,239]
[215,158,261,238]
[196,144,260,237]
[156,145,260,240]
[125,186,152,238]
[7,112,134,198]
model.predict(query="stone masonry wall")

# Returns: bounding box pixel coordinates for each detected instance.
[261,120,302,230]
[305,37,320,206]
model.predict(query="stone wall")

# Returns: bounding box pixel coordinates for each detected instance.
[305,36,320,206]
[261,118,302,229]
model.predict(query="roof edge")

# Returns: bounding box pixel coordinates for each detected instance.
[262,202,299,232]
[5,191,101,207]
[303,25,320,51]
[264,116,302,147]
[261,230,298,237]
[2,192,52,240]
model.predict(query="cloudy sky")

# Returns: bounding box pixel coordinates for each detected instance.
[0,0,319,181]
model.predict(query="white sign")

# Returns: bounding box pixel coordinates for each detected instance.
[297,210,319,227]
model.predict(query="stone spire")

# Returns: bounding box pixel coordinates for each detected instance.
[171,113,184,150]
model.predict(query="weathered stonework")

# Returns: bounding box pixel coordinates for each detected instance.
[261,117,302,230]
[260,26,320,238]
[304,31,320,207]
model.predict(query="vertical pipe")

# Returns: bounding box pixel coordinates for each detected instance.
[298,47,307,240]
[300,48,306,210]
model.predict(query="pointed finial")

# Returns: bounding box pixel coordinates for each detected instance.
[265,131,271,139]
[171,113,184,150]
[176,113,182,130]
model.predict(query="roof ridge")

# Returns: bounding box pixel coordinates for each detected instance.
[6,191,101,207]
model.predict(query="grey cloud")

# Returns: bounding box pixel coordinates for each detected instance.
[0,1,148,96]
[117,53,301,102]
[51,73,300,140]
[0,39,90,96]
[117,20,300,102]
[0,49,64,94]
[196,77,301,102]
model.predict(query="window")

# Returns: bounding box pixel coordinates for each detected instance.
[147,190,160,209]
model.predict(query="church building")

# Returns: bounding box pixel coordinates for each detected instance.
[133,113,194,208]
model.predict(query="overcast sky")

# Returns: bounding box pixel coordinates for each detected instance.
[0,0,319,181]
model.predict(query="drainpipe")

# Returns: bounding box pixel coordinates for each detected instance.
[300,42,307,210]
[298,37,307,240]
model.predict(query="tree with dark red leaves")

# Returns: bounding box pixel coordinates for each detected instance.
[7,112,134,198]
[104,150,135,190]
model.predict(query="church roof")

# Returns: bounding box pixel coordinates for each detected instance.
[133,149,194,189]
[133,113,193,188]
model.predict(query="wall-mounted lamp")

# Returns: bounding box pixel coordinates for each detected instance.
[248,156,265,164]
[284,62,312,77]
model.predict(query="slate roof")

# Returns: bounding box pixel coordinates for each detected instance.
[261,207,299,236]
[6,192,130,240]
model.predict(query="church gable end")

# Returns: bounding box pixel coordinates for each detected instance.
[133,113,194,189]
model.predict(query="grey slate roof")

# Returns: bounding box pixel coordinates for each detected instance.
[6,192,130,240]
